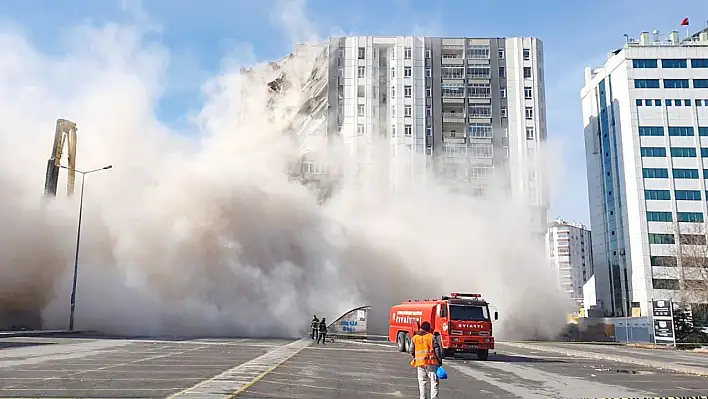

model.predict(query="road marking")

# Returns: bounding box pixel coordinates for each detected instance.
[167,339,310,399]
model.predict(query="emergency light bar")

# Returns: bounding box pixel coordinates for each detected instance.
[449,293,482,298]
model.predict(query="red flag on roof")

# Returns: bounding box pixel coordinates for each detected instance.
[680,17,689,26]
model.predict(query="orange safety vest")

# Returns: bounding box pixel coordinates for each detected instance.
[410,333,438,367]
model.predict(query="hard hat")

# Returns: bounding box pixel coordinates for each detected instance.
[436,366,448,380]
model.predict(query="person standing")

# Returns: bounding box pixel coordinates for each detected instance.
[409,321,443,399]
[316,318,327,344]
[310,315,319,340]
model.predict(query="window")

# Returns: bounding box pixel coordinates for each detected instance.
[426,87,431,97]
[645,189,671,200]
[404,86,412,98]
[498,48,505,59]
[694,79,708,88]
[685,99,692,106]
[633,59,658,68]
[500,88,506,98]
[673,168,699,179]
[669,126,694,136]
[646,211,673,222]
[524,87,533,99]
[636,99,643,106]
[357,66,365,78]
[500,107,507,117]
[648,233,675,244]
[678,212,704,223]
[662,59,687,68]
[499,66,506,78]
[700,127,708,136]
[692,59,708,68]
[640,147,666,157]
[523,49,530,60]
[675,190,701,201]
[702,148,708,157]
[655,99,662,106]
[466,45,490,59]
[358,47,365,60]
[357,123,365,135]
[391,86,396,98]
[642,168,669,178]
[638,126,664,136]
[426,127,432,136]
[357,85,365,97]
[468,105,492,118]
[664,79,689,88]
[645,99,652,106]
[404,66,412,78]
[425,145,433,156]
[670,147,696,157]
[666,99,673,106]
[523,67,532,78]
[526,127,535,140]
[525,107,533,119]
[391,67,395,78]
[441,83,465,98]
[391,105,396,117]
[469,143,493,158]
[653,279,679,290]
[635,79,660,88]
[441,66,464,79]
[468,123,492,139]
[698,100,704,106]
[404,124,412,136]
[391,125,396,136]
[404,47,412,60]
[425,49,431,59]
[680,234,706,245]
[467,83,491,98]
[426,107,431,117]
[651,256,677,267]
[357,104,365,116]
[425,68,431,77]
[466,67,490,79]
[404,105,412,117]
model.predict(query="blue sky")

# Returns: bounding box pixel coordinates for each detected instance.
[2,0,707,224]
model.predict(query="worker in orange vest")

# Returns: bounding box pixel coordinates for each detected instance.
[409,321,443,399]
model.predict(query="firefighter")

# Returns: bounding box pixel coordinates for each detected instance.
[310,315,319,340]
[409,321,443,399]
[316,317,327,344]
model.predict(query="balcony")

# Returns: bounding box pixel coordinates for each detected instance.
[442,131,466,145]
[442,111,466,124]
[441,52,464,65]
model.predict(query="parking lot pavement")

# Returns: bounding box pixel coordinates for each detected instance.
[2,336,707,398]
[0,336,293,398]
[236,340,708,399]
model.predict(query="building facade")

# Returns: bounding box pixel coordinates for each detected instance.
[545,218,593,306]
[284,36,549,232]
[581,28,708,317]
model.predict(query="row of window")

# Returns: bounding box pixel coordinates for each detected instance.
[642,167,708,179]
[636,98,708,107]
[640,146,708,158]
[633,59,708,69]
[646,211,704,223]
[634,79,708,89]
[638,126,708,136]
[645,189,706,201]
[358,45,532,62]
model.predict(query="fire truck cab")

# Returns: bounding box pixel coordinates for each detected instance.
[388,293,498,360]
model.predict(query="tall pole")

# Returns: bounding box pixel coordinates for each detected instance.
[68,172,85,331]
[61,164,112,332]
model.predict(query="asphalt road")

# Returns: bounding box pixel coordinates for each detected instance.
[0,335,707,398]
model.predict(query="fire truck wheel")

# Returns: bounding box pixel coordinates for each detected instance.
[476,349,489,361]
[396,332,406,352]
[404,333,412,353]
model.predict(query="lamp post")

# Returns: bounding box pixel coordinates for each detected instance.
[60,164,112,331]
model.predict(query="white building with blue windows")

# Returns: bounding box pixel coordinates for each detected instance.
[581,28,708,318]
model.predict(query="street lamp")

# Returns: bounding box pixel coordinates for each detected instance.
[59,164,112,331]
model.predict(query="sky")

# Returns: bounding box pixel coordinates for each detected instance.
[1,0,707,225]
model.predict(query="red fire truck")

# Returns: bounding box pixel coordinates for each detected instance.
[388,293,498,360]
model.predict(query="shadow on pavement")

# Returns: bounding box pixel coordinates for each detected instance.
[0,341,56,350]
[450,353,566,364]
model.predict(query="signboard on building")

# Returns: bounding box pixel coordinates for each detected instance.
[328,306,370,335]
[651,300,676,346]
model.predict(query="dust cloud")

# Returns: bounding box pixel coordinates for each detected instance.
[0,6,574,340]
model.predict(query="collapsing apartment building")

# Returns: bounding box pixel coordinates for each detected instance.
[271,36,549,233]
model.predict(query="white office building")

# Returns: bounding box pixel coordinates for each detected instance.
[284,36,549,232]
[545,218,593,306]
[581,27,708,317]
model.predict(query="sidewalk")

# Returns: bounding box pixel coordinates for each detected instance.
[501,341,708,376]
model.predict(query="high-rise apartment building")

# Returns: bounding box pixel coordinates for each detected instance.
[581,27,708,317]
[283,36,549,231]
[545,218,594,306]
